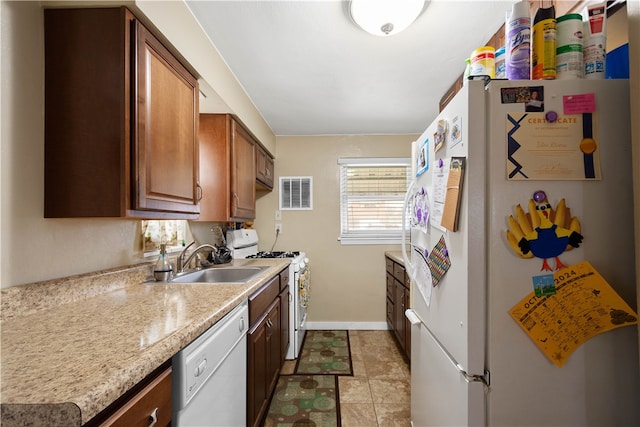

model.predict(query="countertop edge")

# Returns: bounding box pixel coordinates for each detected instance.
[1,259,291,425]
[385,251,405,266]
[0,402,82,427]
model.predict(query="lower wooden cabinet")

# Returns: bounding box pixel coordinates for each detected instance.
[95,365,172,427]
[279,284,290,362]
[247,271,288,427]
[385,255,411,361]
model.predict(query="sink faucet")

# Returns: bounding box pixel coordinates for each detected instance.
[177,242,217,273]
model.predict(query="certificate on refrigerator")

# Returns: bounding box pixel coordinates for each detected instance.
[506,112,601,180]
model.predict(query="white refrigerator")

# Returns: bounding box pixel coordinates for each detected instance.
[403,79,639,426]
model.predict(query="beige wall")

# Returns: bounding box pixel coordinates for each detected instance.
[253,135,417,327]
[1,1,143,288]
[0,0,270,288]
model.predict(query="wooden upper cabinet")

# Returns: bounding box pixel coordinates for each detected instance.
[198,114,256,222]
[232,122,257,220]
[133,19,199,215]
[44,7,199,219]
[256,144,275,190]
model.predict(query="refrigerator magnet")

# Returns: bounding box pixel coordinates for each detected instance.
[505,191,584,271]
[410,186,430,231]
[416,138,429,177]
[450,115,463,148]
[525,87,544,112]
[428,235,451,287]
[434,119,448,152]
[532,273,556,296]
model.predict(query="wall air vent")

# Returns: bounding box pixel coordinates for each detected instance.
[279,176,313,210]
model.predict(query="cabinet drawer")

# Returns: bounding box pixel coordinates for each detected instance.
[385,258,394,274]
[249,276,279,326]
[393,263,405,282]
[99,367,172,427]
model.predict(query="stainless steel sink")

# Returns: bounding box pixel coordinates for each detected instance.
[171,266,269,284]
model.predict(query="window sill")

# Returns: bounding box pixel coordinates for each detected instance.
[338,236,406,245]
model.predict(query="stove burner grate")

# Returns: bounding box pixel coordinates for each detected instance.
[248,251,300,259]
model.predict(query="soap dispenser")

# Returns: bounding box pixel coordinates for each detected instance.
[154,243,173,281]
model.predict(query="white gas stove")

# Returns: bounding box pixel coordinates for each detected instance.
[226,230,309,360]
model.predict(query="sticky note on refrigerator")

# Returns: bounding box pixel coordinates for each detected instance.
[563,93,596,114]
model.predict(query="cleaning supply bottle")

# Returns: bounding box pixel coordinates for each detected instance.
[495,46,506,78]
[154,243,173,281]
[470,46,496,78]
[556,13,584,79]
[463,58,471,85]
[505,1,531,80]
[532,5,557,79]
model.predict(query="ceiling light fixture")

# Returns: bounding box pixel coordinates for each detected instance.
[349,0,426,37]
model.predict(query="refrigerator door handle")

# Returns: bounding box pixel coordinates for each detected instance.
[405,309,490,387]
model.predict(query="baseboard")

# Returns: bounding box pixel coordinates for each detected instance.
[305,321,390,330]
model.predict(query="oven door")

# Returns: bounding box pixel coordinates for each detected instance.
[297,262,310,318]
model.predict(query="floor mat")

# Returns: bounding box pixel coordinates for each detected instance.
[263,374,340,427]
[295,330,353,375]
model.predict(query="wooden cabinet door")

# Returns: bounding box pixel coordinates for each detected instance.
[404,289,411,360]
[279,285,290,362]
[134,20,199,215]
[197,114,232,221]
[386,273,395,329]
[256,145,274,190]
[44,7,199,219]
[247,297,280,427]
[266,300,281,400]
[394,280,406,353]
[230,120,256,220]
[247,317,269,427]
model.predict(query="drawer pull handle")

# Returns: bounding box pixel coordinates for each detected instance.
[148,407,158,427]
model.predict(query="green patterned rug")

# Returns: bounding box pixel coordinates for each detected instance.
[263,375,340,427]
[294,330,352,375]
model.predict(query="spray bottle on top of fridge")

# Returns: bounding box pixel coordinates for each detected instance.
[505,0,531,80]
[532,5,557,79]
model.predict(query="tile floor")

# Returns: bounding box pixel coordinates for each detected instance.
[280,330,411,427]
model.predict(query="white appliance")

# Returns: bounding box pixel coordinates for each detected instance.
[172,301,248,426]
[403,79,639,426]
[226,229,310,360]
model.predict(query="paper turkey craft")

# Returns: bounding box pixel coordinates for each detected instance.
[506,190,583,271]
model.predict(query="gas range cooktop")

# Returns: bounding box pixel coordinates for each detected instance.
[247,251,301,259]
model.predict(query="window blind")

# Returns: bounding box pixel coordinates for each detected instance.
[339,158,411,244]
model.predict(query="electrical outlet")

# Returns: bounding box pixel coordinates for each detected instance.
[275,210,282,221]
[275,223,282,234]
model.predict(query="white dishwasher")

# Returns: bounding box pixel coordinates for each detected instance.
[172,301,248,426]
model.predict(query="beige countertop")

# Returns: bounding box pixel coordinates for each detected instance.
[0,258,290,426]
[385,251,405,265]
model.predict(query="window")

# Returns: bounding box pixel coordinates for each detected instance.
[339,157,411,245]
[141,220,188,256]
[280,176,313,210]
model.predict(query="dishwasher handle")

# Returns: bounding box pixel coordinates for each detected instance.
[195,359,207,377]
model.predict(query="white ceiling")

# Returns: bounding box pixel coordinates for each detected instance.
[186,0,517,136]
